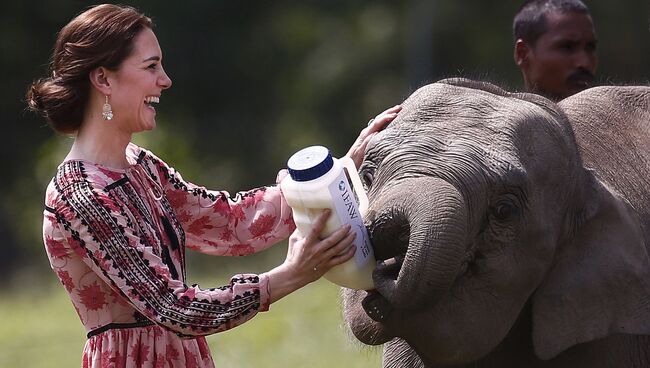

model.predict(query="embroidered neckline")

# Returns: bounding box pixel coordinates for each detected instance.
[59,143,142,173]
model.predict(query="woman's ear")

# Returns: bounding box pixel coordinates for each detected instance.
[89,67,111,95]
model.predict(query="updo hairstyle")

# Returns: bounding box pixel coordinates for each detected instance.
[26,4,152,134]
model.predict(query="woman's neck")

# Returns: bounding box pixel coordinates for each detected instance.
[67,119,132,169]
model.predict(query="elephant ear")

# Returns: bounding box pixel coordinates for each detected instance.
[531,170,650,360]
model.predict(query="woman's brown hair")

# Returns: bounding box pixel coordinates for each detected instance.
[26,4,153,134]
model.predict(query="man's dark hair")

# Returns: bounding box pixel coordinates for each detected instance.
[513,0,590,45]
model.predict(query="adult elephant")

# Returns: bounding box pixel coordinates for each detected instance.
[343,79,650,367]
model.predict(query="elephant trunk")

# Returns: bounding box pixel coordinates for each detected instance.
[370,177,468,309]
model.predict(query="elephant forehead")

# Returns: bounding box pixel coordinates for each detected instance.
[395,81,567,136]
[395,98,538,135]
[398,83,511,119]
[374,122,520,175]
[383,88,576,169]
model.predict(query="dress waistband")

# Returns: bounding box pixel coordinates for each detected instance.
[87,320,156,339]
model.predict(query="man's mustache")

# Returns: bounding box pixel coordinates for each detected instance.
[567,68,594,84]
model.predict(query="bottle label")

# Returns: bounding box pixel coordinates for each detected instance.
[328,171,374,267]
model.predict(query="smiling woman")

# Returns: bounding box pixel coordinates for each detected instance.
[25,4,397,368]
[104,28,171,134]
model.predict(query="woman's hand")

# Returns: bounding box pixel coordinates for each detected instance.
[346,104,402,168]
[285,210,356,283]
[263,209,356,304]
[276,168,289,184]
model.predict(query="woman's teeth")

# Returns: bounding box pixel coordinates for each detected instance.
[144,96,159,105]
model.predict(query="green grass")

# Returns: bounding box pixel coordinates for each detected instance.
[0,279,381,367]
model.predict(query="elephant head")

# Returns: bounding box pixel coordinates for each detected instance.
[343,79,650,366]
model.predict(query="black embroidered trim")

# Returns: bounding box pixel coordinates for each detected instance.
[87,320,155,338]
[136,150,146,164]
[51,149,264,334]
[104,177,129,191]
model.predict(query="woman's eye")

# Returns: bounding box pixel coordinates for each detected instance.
[492,201,518,221]
[147,63,157,70]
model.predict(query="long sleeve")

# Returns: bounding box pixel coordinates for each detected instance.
[48,177,272,337]
[149,152,296,256]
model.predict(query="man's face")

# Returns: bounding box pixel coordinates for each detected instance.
[522,11,598,100]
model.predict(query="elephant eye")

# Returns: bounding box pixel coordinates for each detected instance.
[492,200,518,221]
[361,168,375,188]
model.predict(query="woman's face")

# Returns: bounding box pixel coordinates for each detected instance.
[107,27,172,133]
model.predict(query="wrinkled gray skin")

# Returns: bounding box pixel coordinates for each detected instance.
[343,79,650,367]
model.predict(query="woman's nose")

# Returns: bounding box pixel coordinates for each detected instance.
[159,67,172,89]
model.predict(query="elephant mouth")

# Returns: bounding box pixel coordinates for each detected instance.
[347,177,468,347]
[361,258,403,322]
[361,210,410,322]
[367,208,410,267]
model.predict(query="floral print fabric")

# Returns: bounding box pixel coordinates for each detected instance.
[43,143,295,367]
[81,325,212,368]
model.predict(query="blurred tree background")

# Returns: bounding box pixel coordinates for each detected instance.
[4,0,648,285]
[0,0,648,364]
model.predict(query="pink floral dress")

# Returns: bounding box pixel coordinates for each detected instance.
[43,143,295,367]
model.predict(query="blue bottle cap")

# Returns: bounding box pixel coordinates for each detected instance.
[287,146,334,182]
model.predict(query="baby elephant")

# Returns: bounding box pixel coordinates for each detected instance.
[343,79,650,367]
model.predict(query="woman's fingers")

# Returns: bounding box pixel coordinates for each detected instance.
[313,223,351,251]
[275,168,289,184]
[304,209,331,244]
[354,132,377,161]
[347,104,402,168]
[383,104,402,114]
[324,229,356,258]
[312,226,356,271]
[367,104,401,134]
[324,241,356,267]
[287,209,360,280]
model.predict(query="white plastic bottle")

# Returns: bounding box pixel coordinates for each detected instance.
[280,146,375,290]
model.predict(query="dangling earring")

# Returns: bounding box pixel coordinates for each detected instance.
[102,95,113,121]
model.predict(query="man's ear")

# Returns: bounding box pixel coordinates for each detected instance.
[89,67,112,95]
[514,39,530,66]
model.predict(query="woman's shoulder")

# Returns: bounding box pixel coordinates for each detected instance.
[46,160,123,206]
[128,142,170,171]
[45,144,171,209]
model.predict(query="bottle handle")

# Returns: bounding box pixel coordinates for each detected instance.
[339,156,369,216]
